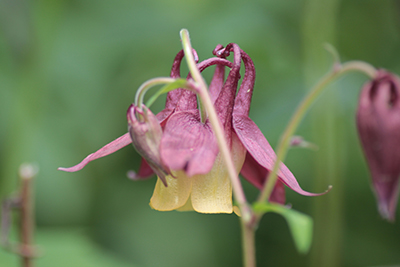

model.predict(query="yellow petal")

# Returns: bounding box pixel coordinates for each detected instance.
[191,158,233,213]
[191,134,246,214]
[233,206,241,217]
[149,171,192,211]
[176,197,194,212]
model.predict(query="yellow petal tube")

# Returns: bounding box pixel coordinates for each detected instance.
[150,134,246,213]
[150,170,192,211]
[190,154,234,213]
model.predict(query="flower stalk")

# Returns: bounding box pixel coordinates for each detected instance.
[257,59,377,206]
[241,219,256,267]
[180,29,252,221]
[180,29,255,267]
[135,77,178,109]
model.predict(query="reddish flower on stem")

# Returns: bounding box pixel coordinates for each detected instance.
[357,70,400,221]
[59,44,322,213]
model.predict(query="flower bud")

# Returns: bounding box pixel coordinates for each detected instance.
[127,104,170,186]
[357,70,400,221]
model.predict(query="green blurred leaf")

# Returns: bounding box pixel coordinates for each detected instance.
[146,78,188,107]
[254,202,313,254]
[0,228,136,267]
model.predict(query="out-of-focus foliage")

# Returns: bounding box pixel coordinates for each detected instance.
[1,0,399,266]
[253,202,314,254]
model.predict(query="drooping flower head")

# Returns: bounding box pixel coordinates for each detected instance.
[59,43,324,214]
[357,70,400,221]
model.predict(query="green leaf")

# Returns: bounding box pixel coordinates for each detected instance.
[253,202,313,254]
[280,207,313,254]
[146,78,188,107]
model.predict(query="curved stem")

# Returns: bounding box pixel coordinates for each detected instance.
[257,60,377,205]
[134,77,177,108]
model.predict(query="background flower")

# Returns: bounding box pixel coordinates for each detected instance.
[357,71,400,221]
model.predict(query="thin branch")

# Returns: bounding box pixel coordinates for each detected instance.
[0,164,38,266]
[19,163,37,267]
[257,60,377,205]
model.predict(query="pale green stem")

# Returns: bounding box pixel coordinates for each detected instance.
[241,220,256,267]
[257,61,377,205]
[134,77,177,108]
[197,96,207,124]
[180,28,255,266]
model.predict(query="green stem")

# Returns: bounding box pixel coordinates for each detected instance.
[257,61,377,205]
[180,29,250,216]
[241,220,256,267]
[134,77,177,108]
[180,28,254,266]
[197,97,207,123]
[179,31,207,123]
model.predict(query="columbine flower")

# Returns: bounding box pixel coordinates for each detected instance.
[357,70,400,221]
[59,44,321,214]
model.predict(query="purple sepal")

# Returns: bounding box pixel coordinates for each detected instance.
[240,152,286,204]
[160,110,219,177]
[58,133,132,172]
[233,114,325,197]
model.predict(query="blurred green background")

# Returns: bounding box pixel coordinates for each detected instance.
[1,0,400,266]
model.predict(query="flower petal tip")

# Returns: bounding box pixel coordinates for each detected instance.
[376,195,397,222]
[57,166,82,172]
[127,170,141,180]
[293,184,332,197]
[290,136,319,151]
[378,206,395,222]
[309,185,332,196]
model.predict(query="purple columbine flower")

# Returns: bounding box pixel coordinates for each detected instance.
[357,70,400,221]
[59,44,322,213]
